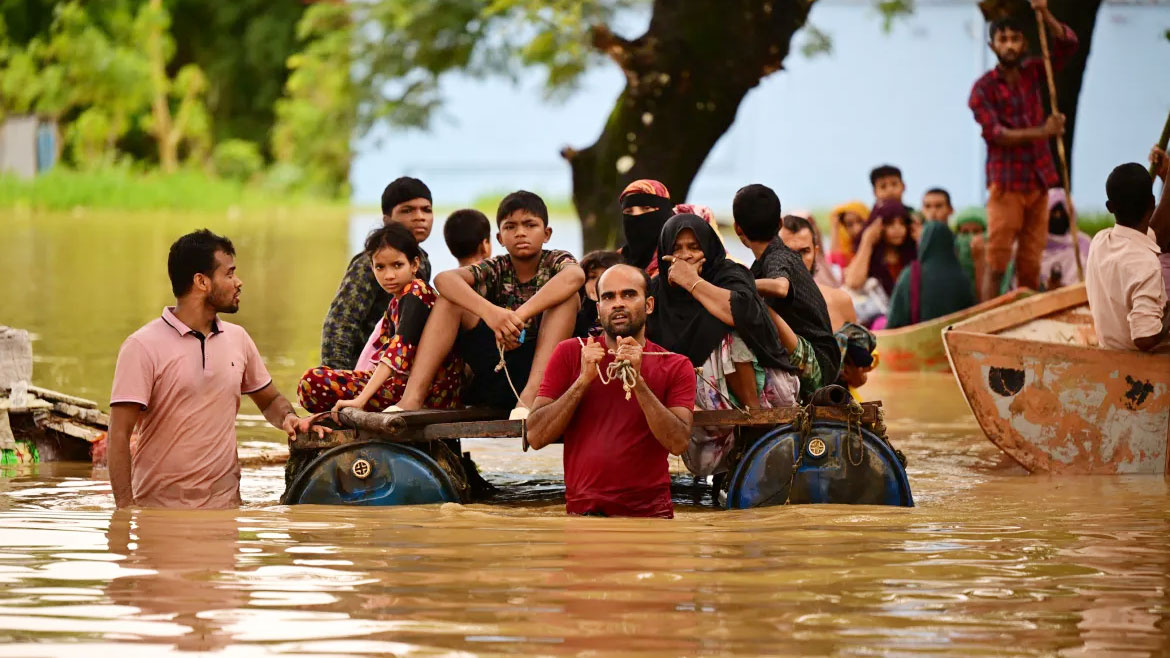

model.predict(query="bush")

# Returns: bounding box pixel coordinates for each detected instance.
[212,139,264,182]
[0,165,343,211]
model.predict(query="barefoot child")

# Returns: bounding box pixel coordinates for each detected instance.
[394,191,585,414]
[298,224,462,412]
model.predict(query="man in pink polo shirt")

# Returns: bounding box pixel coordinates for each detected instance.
[109,229,314,509]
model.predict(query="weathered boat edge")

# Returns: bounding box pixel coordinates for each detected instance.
[876,289,1033,373]
[943,286,1170,475]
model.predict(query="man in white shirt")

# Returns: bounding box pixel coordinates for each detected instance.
[1085,158,1170,352]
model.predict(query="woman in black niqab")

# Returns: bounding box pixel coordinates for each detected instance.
[648,213,800,477]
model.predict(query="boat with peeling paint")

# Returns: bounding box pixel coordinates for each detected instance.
[875,289,1033,372]
[943,283,1170,474]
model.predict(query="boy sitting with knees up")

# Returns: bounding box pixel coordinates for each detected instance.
[443,209,492,267]
[393,191,585,415]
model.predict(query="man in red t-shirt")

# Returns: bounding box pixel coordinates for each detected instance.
[528,264,695,518]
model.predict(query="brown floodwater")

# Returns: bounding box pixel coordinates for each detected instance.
[2,212,1169,656]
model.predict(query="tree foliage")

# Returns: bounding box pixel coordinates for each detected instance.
[166,0,303,155]
[0,1,212,169]
[271,2,355,197]
[346,0,637,136]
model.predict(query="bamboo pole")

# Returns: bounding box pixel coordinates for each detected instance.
[1034,9,1083,281]
[1150,111,1170,177]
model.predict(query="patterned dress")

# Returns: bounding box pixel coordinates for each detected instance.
[299,279,461,413]
[686,332,800,478]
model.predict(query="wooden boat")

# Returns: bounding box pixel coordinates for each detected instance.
[1,383,107,465]
[943,283,1170,475]
[876,289,1033,372]
[283,397,914,508]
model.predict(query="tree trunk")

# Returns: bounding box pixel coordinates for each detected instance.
[1049,0,1102,185]
[146,0,179,173]
[563,1,815,251]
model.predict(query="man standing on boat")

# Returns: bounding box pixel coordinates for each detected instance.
[527,264,695,518]
[969,0,1077,300]
[108,230,322,509]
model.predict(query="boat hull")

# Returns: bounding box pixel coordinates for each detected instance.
[876,289,1032,372]
[944,286,1170,474]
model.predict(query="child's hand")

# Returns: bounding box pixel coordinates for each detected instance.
[332,398,365,412]
[484,305,524,344]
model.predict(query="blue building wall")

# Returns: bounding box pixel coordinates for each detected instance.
[351,2,1170,215]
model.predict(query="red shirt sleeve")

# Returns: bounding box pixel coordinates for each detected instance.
[1051,24,1078,71]
[663,355,697,410]
[537,339,579,400]
[969,79,1003,144]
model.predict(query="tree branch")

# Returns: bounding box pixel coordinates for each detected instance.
[590,24,634,70]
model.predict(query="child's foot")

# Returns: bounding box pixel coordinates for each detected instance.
[394,396,423,412]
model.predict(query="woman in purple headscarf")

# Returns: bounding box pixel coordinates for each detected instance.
[842,200,918,329]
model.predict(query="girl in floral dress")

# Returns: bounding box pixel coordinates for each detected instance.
[298,224,462,412]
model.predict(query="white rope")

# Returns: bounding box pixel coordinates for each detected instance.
[575,337,674,401]
[495,341,528,412]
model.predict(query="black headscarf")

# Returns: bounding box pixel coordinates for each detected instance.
[619,192,673,269]
[648,214,795,371]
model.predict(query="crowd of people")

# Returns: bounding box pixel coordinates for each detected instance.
[103,0,1169,518]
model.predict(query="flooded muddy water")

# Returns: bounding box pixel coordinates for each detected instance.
[1,212,1168,656]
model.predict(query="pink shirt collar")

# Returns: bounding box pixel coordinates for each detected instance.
[161,306,221,337]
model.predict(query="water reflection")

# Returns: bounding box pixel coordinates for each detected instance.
[1,471,1169,655]
[105,509,243,651]
[3,213,1170,655]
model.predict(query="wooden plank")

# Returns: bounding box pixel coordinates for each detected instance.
[239,451,290,468]
[27,385,99,409]
[294,402,884,450]
[38,417,105,442]
[0,398,54,413]
[424,420,522,440]
[336,407,508,434]
[948,283,1086,336]
[693,403,880,426]
[292,428,358,451]
[52,402,108,427]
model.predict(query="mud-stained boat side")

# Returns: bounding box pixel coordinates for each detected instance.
[943,284,1170,475]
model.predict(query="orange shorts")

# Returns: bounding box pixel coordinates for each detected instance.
[985,185,1049,290]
